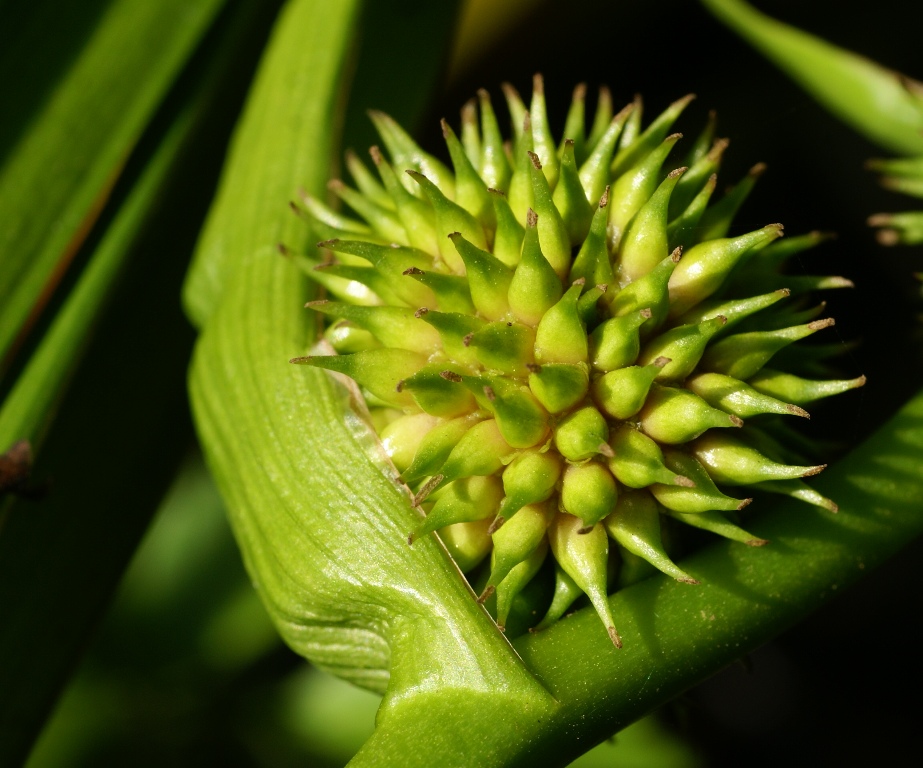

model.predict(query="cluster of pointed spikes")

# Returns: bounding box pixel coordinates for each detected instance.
[287,75,865,647]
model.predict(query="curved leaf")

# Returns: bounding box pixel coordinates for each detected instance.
[187,0,551,726]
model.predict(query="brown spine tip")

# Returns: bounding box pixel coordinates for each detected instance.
[599,185,610,208]
[708,137,731,160]
[572,82,587,101]
[737,498,753,511]
[403,267,424,277]
[564,138,575,148]
[679,577,701,585]
[750,162,768,177]
[532,72,544,94]
[526,208,538,227]
[317,238,338,249]
[613,101,634,125]
[289,356,311,364]
[369,145,383,165]
[746,538,770,547]
[477,584,496,604]
[802,464,827,478]
[413,474,443,507]
[407,533,416,546]
[674,93,697,108]
[477,87,491,101]
[414,307,429,318]
[572,277,587,287]
[328,178,345,191]
[395,380,405,393]
[526,363,542,374]
[867,213,893,227]
[440,117,450,138]
[671,246,683,263]
[483,386,496,401]
[487,516,505,535]
[668,166,688,179]
[854,375,867,388]
[608,626,623,649]
[596,284,609,293]
[665,132,684,142]
[528,150,542,170]
[787,404,810,419]
[277,243,291,256]
[462,333,474,347]
[440,370,463,383]
[577,525,594,535]
[808,318,835,331]
[778,288,791,297]
[675,475,696,488]
[304,300,328,309]
[501,82,519,101]
[639,307,653,319]
[729,415,744,428]
[488,187,507,198]
[597,442,615,458]
[652,356,671,368]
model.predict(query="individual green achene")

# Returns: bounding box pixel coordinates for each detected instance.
[288,75,863,646]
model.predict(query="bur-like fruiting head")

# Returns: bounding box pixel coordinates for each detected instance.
[289,76,861,646]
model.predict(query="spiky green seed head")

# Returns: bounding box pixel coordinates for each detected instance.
[290,76,863,646]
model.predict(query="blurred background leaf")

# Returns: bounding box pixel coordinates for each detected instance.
[0,0,226,371]
[0,1,286,761]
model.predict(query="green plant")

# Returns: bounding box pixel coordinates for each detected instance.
[289,76,861,649]
[4,1,923,765]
